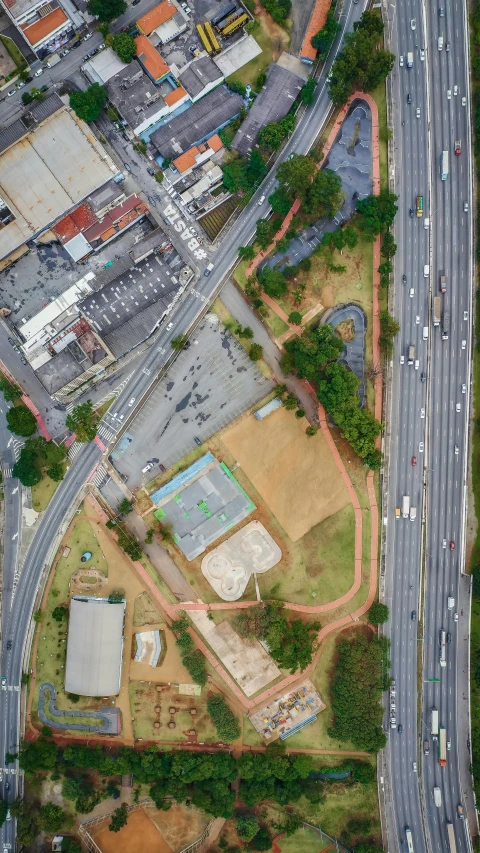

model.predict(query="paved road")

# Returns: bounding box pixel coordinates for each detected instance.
[384,0,472,850]
[0,1,370,847]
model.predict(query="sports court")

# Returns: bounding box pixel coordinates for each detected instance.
[222,406,350,541]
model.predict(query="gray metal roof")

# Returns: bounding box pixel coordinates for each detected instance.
[233,63,303,156]
[107,66,169,131]
[65,597,125,697]
[178,56,223,100]
[150,86,243,159]
[0,94,64,155]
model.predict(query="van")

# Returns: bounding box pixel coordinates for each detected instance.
[414,359,419,370]
[423,327,428,340]
[424,217,430,229]
[204,262,214,276]
[424,264,430,277]
[438,36,444,50]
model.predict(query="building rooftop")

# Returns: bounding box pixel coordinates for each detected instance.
[150,86,243,159]
[178,56,223,100]
[137,0,176,35]
[301,0,330,63]
[2,0,40,21]
[151,452,256,560]
[232,63,303,155]
[135,34,170,80]
[82,47,129,85]
[172,134,223,174]
[65,597,125,697]
[107,65,182,132]
[21,6,69,46]
[0,99,116,262]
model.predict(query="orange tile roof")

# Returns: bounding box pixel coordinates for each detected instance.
[207,133,223,152]
[136,0,176,35]
[100,227,116,242]
[301,0,331,62]
[172,146,200,173]
[164,85,188,107]
[21,7,69,46]
[135,35,170,81]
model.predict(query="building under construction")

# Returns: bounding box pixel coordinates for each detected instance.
[249,679,325,741]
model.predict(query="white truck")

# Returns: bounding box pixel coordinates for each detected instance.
[409,507,417,521]
[204,262,214,276]
[433,787,442,807]
[431,707,439,740]
[448,596,455,610]
[407,51,414,67]
[45,52,61,67]
[402,496,410,519]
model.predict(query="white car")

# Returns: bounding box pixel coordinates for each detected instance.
[415,360,419,370]
[447,89,452,100]
[415,315,420,324]
[464,311,468,320]
[420,48,425,60]
[16,81,25,88]
[462,96,467,106]
[413,762,417,772]
[34,68,43,76]
[142,462,153,473]
[416,107,421,118]
[128,397,136,407]
[455,445,459,455]
[166,322,174,330]
[400,55,404,67]
[400,354,405,365]
[454,613,458,622]
[411,18,416,29]
[453,85,458,95]
[83,31,93,40]
[6,89,16,97]
[442,539,447,548]
[462,383,466,394]
[258,195,265,205]
[464,201,469,213]
[419,442,424,453]
[462,340,466,349]
[447,740,451,750]
[409,288,415,297]
[421,407,425,419]
[456,402,461,412]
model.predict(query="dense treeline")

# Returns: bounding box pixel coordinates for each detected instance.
[470,565,480,798]
[328,11,395,106]
[233,602,320,673]
[328,633,390,752]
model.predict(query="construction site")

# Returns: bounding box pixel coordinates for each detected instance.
[249,679,325,742]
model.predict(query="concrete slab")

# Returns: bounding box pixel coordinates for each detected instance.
[201,520,281,600]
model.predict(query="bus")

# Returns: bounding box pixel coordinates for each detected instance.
[204,21,220,53]
[406,827,414,853]
[416,195,424,217]
[196,23,212,54]
[441,150,449,180]
[446,822,457,853]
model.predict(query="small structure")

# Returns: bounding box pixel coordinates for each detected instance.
[134,630,162,667]
[201,520,281,600]
[254,398,283,420]
[249,679,325,741]
[81,551,92,562]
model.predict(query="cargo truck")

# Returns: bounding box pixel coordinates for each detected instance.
[45,52,61,67]
[434,787,442,807]
[439,271,447,292]
[431,707,439,739]
[410,507,417,521]
[408,345,415,365]
[442,312,450,340]
[440,630,447,667]
[433,295,441,326]
[407,52,413,67]
[439,726,447,766]
[448,596,455,610]
[395,507,401,519]
[402,496,410,519]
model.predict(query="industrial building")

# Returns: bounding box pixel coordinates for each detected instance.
[0,95,118,265]
[177,55,224,103]
[107,64,189,138]
[151,451,256,560]
[65,597,126,697]
[232,62,303,155]
[150,86,243,160]
[82,48,130,86]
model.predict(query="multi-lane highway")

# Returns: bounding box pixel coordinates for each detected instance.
[385,0,473,850]
[0,2,370,847]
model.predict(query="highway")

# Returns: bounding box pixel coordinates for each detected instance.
[0,2,369,847]
[385,0,472,850]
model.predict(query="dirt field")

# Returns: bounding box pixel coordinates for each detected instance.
[222,407,350,541]
[133,592,163,627]
[129,681,217,743]
[94,808,172,853]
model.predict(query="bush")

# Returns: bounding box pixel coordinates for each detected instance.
[112,32,137,63]
[207,694,241,742]
[288,311,302,325]
[249,343,263,361]
[69,83,107,123]
[236,815,259,842]
[52,606,67,622]
[6,405,36,437]
[368,602,389,624]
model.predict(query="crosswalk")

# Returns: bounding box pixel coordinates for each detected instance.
[89,464,109,490]
[97,424,117,443]
[2,467,12,479]
[67,441,83,461]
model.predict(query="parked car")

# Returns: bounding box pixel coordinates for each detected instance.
[142,462,153,473]
[147,167,155,176]
[34,68,43,76]
[194,436,202,446]
[83,31,93,40]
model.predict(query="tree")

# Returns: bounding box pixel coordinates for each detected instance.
[273,383,287,397]
[311,8,341,59]
[283,393,297,411]
[368,602,389,624]
[317,362,360,413]
[112,32,137,63]
[207,694,241,742]
[22,87,44,105]
[288,311,302,325]
[252,826,272,850]
[306,425,317,437]
[109,802,128,832]
[0,376,20,402]
[328,11,394,106]
[66,400,99,442]
[237,326,254,339]
[6,405,36,437]
[281,325,344,380]
[154,171,164,183]
[0,800,8,827]
[245,148,267,187]
[381,230,397,258]
[47,462,65,482]
[118,498,133,515]
[255,219,275,249]
[13,446,41,487]
[379,311,400,354]
[223,159,249,193]
[276,155,316,202]
[52,606,67,622]
[238,245,256,261]
[259,121,286,150]
[87,0,126,21]
[171,334,188,351]
[301,78,317,105]
[39,802,64,833]
[356,191,398,237]
[249,343,263,361]
[18,737,58,772]
[259,267,287,298]
[70,83,107,122]
[305,168,344,218]
[236,815,260,842]
[268,186,292,217]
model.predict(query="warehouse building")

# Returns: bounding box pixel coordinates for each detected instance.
[232,62,303,156]
[65,597,126,697]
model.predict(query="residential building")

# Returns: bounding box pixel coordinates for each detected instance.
[135,34,170,83]
[232,62,303,155]
[136,0,187,44]
[82,47,129,86]
[169,133,223,183]
[107,64,189,138]
[0,0,79,57]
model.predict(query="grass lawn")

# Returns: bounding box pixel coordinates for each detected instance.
[0,34,25,68]
[266,310,289,338]
[31,466,67,512]
[227,18,289,89]
[298,778,380,838]
[32,511,109,715]
[277,826,330,853]
[370,80,388,192]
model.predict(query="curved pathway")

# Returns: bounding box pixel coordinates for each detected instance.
[38,683,119,733]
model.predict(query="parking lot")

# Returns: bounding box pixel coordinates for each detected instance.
[110,314,273,489]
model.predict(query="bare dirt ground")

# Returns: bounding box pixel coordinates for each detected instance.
[93,808,172,853]
[222,406,350,541]
[129,681,217,743]
[133,592,163,626]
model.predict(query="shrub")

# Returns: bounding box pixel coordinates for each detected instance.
[6,405,36,437]
[207,694,241,742]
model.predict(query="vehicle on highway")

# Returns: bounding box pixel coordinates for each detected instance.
[407,93,412,104]
[424,264,429,277]
[433,296,441,326]
[402,496,410,518]
[447,632,452,643]
[72,40,81,48]
[455,445,459,455]
[457,805,464,819]
[132,0,141,4]
[456,402,461,412]
[400,55,404,67]
[462,339,466,349]
[421,372,426,383]
[455,139,462,155]
[128,398,136,407]
[4,781,9,791]
[407,52,413,68]
[408,345,415,364]
[447,739,451,750]
[462,383,466,393]
[412,762,417,772]
[462,96,466,106]
[403,273,407,284]
[454,612,459,622]
[8,337,14,346]
[400,355,405,365]
[398,724,403,733]
[409,208,414,217]
[412,456,417,465]
[453,85,458,95]
[0,677,6,689]
[450,540,455,550]
[6,641,11,650]
[464,201,468,212]
[438,36,444,50]
[34,67,43,76]
[6,809,10,821]
[45,52,61,67]
[166,322,174,330]
[258,195,265,205]
[409,287,414,297]
[439,271,447,292]
[442,539,447,548]
[410,18,416,29]
[439,5,444,14]
[424,740,430,755]
[416,107,420,118]
[419,441,424,452]
[142,463,153,473]
[441,150,449,180]
[414,359,419,370]
[420,47,425,60]
[411,610,416,620]
[420,408,425,419]
[204,262,214,276]
[411,506,417,520]
[448,596,455,610]
[447,89,451,99]
[416,194,423,216]
[442,311,450,340]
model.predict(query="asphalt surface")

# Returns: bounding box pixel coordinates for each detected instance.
[0,1,373,848]
[38,682,119,733]
[384,0,472,850]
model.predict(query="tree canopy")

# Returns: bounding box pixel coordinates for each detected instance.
[222,150,267,194]
[276,154,316,202]
[86,0,126,21]
[66,400,99,442]
[207,694,241,742]
[356,191,398,237]
[303,168,344,218]
[328,11,395,106]
[311,7,341,59]
[6,404,36,436]
[259,267,288,298]
[112,32,137,63]
[262,0,291,24]
[233,602,319,673]
[368,602,389,624]
[69,84,107,122]
[0,376,20,402]
[109,803,128,832]
[258,114,295,150]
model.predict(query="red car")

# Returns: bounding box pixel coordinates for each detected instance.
[450,540,455,550]
[412,456,417,466]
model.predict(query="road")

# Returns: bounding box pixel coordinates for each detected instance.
[384,0,473,850]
